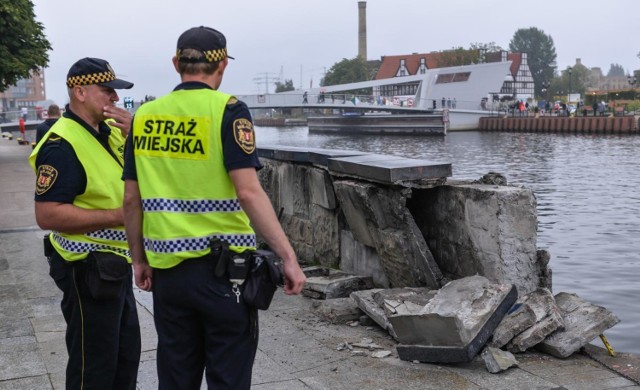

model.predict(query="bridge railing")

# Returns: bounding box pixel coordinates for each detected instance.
[238,92,511,114]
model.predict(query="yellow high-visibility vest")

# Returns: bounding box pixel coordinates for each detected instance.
[29,116,130,262]
[131,88,255,269]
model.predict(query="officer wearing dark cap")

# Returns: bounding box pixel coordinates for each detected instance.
[29,57,141,389]
[122,26,306,389]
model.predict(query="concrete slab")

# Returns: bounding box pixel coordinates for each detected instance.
[394,277,518,363]
[490,303,536,348]
[308,149,369,167]
[302,269,374,299]
[0,318,33,339]
[328,154,451,184]
[537,292,621,358]
[0,376,52,390]
[445,357,559,389]
[258,145,369,167]
[350,289,394,335]
[0,342,47,381]
[373,287,436,318]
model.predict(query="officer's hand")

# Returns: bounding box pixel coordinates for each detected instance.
[133,262,153,292]
[282,261,306,295]
[104,105,132,136]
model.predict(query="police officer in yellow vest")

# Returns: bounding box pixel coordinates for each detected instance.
[29,58,140,389]
[122,26,306,389]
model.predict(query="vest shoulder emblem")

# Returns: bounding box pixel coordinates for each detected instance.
[36,165,58,195]
[233,118,255,154]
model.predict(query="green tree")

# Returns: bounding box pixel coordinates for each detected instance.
[509,27,557,98]
[554,64,589,98]
[321,57,372,96]
[0,0,51,92]
[437,47,480,67]
[321,57,370,86]
[606,64,625,77]
[274,79,295,93]
[469,42,503,63]
[470,42,503,52]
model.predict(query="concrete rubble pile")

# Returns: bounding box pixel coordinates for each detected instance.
[256,149,622,374]
[309,271,620,374]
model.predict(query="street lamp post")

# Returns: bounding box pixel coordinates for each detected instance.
[567,67,573,103]
[541,81,550,116]
[628,74,638,103]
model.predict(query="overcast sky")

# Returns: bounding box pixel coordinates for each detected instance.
[32,0,639,107]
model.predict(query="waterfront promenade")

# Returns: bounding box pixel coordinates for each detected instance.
[1,133,639,389]
[478,115,639,133]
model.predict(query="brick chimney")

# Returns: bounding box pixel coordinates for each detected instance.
[358,1,367,60]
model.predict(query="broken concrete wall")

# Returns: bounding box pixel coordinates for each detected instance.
[260,159,340,268]
[257,146,547,296]
[333,180,443,289]
[410,181,545,295]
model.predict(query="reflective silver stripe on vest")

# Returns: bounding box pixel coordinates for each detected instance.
[52,232,131,257]
[86,229,128,241]
[141,198,242,213]
[144,234,256,254]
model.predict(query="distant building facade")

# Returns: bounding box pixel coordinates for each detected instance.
[0,70,47,115]
[373,49,534,101]
[571,58,639,95]
[484,51,534,101]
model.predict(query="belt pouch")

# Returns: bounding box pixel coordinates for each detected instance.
[85,252,129,300]
[243,250,284,310]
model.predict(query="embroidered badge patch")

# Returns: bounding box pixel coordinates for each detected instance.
[35,165,58,195]
[233,118,256,154]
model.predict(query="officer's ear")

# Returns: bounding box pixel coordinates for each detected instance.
[72,86,87,102]
[172,56,180,73]
[217,58,228,76]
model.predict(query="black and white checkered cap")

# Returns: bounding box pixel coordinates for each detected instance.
[66,57,133,89]
[176,26,234,63]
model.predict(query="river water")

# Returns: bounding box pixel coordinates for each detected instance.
[255,126,640,354]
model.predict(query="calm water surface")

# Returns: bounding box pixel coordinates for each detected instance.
[256,127,640,354]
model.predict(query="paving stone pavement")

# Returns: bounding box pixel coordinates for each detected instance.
[1,133,639,389]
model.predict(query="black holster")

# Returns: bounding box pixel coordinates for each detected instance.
[209,238,283,310]
[43,234,53,258]
[243,250,284,310]
[210,237,249,282]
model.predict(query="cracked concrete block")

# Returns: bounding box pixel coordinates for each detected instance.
[508,310,564,353]
[536,292,620,358]
[303,269,374,299]
[492,288,563,351]
[351,289,397,339]
[393,276,518,363]
[372,287,436,318]
[490,303,536,348]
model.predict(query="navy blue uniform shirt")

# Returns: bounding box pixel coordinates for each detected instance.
[122,81,262,181]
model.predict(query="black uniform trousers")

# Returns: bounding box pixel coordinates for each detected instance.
[152,257,258,390]
[49,251,141,390]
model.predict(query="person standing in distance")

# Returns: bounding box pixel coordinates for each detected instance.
[29,57,140,389]
[36,104,61,143]
[122,26,306,389]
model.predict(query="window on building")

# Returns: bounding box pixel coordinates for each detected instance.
[418,58,427,75]
[435,72,471,84]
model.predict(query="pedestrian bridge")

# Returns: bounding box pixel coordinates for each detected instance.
[236,61,512,114]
